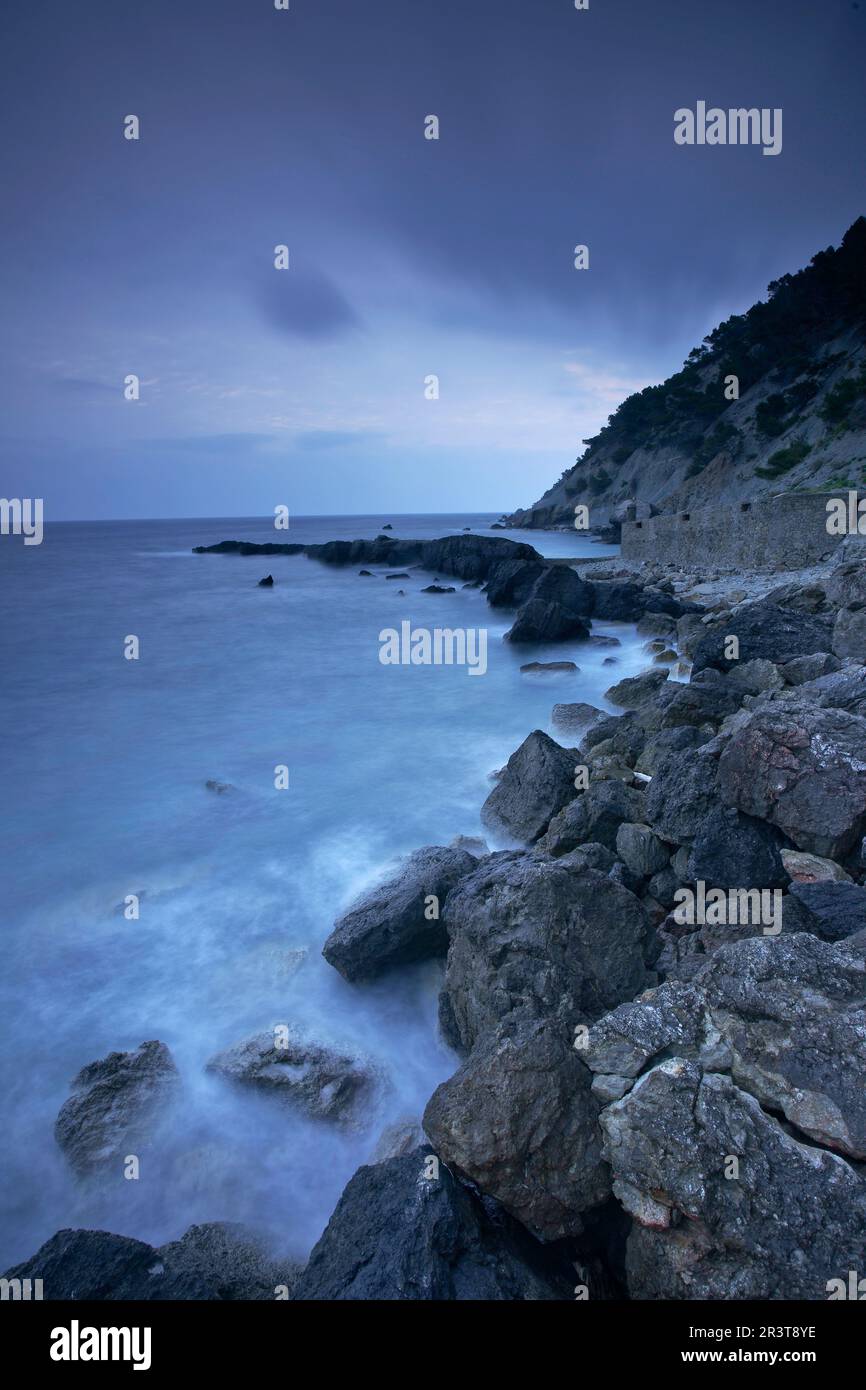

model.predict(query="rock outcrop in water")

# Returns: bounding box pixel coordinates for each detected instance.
[54,1040,179,1179]
[15,533,866,1302]
[206,1030,382,1129]
[322,845,477,981]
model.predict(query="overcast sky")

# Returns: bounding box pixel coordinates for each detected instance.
[1,0,864,520]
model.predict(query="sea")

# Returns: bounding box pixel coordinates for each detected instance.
[0,513,650,1268]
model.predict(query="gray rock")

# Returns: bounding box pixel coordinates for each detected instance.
[206,1030,381,1129]
[686,805,789,890]
[834,606,866,660]
[587,933,866,1161]
[826,559,866,609]
[541,780,646,856]
[616,823,670,878]
[505,566,593,643]
[718,703,866,859]
[658,681,743,729]
[323,846,477,981]
[691,601,834,676]
[722,658,785,695]
[605,1060,866,1300]
[604,668,669,709]
[481,730,577,844]
[54,1041,179,1178]
[292,1148,575,1300]
[635,725,710,776]
[551,701,606,734]
[781,653,841,685]
[645,748,722,847]
[2,1222,298,1301]
[423,1020,609,1241]
[439,854,651,1053]
[783,881,866,942]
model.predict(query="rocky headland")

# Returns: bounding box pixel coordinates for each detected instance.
[7,524,866,1300]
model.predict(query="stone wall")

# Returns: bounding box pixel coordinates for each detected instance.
[620,492,856,570]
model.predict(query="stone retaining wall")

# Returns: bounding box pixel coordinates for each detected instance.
[620,492,857,569]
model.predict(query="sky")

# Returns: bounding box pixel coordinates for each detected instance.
[1,0,865,520]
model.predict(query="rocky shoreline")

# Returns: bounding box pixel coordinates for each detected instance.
[7,532,866,1300]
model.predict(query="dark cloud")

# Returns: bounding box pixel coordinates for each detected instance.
[258,265,361,341]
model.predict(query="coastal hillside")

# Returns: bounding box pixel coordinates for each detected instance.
[507,217,866,529]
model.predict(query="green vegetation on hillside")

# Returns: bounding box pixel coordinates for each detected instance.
[571,217,866,477]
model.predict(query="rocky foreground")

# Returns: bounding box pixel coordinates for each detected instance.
[7,534,866,1300]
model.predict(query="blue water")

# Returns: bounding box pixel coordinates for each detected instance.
[0,513,644,1268]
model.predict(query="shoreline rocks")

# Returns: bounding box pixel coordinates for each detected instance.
[322,845,477,981]
[54,1041,179,1179]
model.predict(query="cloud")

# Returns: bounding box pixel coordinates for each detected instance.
[138,433,276,455]
[258,265,361,340]
[293,429,386,452]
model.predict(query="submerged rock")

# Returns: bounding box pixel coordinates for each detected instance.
[54,1041,179,1178]
[292,1148,575,1300]
[322,846,477,981]
[206,1030,380,1129]
[519,661,578,674]
[257,574,274,587]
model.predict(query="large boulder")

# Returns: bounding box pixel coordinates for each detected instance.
[484,558,546,607]
[481,730,577,844]
[825,559,866,609]
[322,846,477,981]
[718,703,866,859]
[591,581,693,623]
[54,1041,179,1178]
[635,725,710,776]
[584,933,866,1161]
[644,747,722,847]
[604,1060,866,1300]
[803,664,866,719]
[291,1148,575,1300]
[2,1222,298,1300]
[690,601,834,675]
[423,1020,609,1242]
[604,668,668,709]
[540,780,646,856]
[615,823,670,878]
[657,679,743,729]
[783,881,866,942]
[686,805,790,890]
[505,567,593,643]
[206,1030,381,1129]
[438,853,652,1053]
[833,606,866,660]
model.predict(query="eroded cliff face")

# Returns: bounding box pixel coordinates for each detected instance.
[507,218,866,530]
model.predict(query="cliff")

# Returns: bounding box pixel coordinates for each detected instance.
[507,217,866,530]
